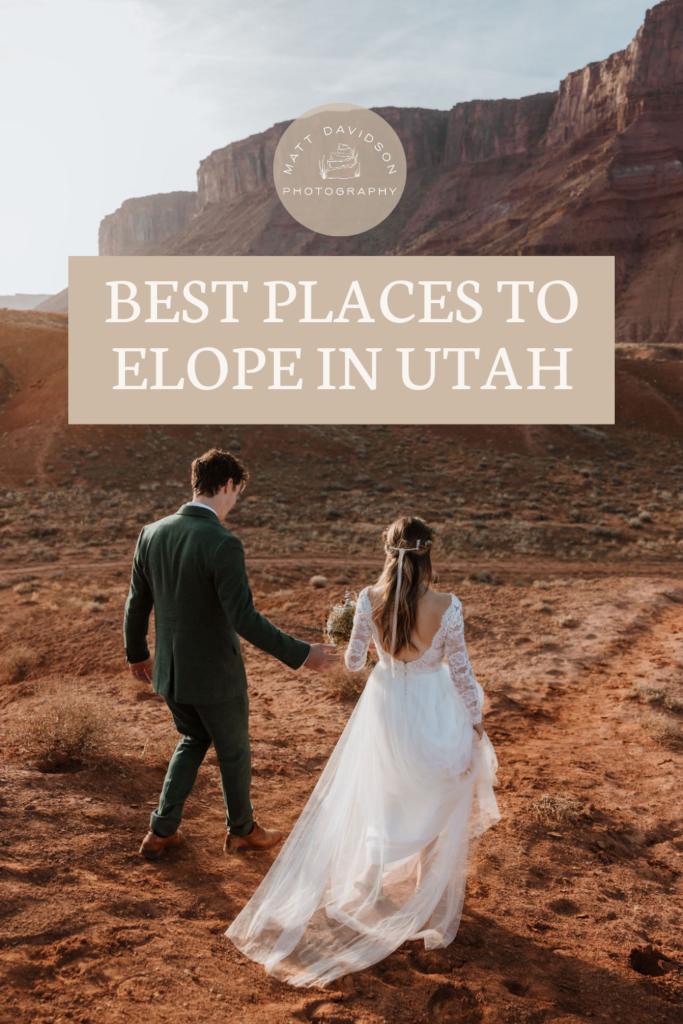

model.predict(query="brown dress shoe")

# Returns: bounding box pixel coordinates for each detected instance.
[139,830,181,860]
[223,820,282,856]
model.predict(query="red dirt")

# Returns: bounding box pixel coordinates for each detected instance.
[1,562,682,1024]
[1,308,682,1022]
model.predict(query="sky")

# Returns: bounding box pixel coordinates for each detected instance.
[1,0,650,296]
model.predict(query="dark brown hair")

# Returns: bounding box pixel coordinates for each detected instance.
[373,516,435,655]
[191,449,249,496]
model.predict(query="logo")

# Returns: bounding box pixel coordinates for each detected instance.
[273,102,407,236]
[319,142,360,180]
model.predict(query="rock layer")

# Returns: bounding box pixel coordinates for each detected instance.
[197,122,289,210]
[98,191,196,256]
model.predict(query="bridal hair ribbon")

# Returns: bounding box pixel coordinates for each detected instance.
[386,540,426,678]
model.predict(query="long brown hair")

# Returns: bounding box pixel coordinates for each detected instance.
[373,516,435,655]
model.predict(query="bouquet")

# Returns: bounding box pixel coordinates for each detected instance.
[325,591,357,647]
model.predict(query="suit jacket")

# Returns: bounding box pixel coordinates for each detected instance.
[123,503,311,703]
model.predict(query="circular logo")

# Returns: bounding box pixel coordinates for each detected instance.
[273,102,407,236]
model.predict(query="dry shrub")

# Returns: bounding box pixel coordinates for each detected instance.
[531,601,553,614]
[139,728,179,766]
[83,601,104,614]
[310,575,328,589]
[532,793,582,826]
[466,570,495,584]
[12,679,121,765]
[325,664,369,702]
[627,682,667,704]
[530,634,560,650]
[664,693,683,713]
[480,674,508,693]
[554,614,579,629]
[33,547,58,563]
[627,682,683,713]
[80,585,110,604]
[637,711,682,745]
[67,595,104,614]
[0,645,41,683]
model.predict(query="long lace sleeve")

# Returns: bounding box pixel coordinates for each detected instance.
[344,588,373,671]
[444,597,482,725]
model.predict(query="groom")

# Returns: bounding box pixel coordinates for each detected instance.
[123,448,339,860]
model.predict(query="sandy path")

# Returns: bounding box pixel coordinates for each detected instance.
[2,554,682,584]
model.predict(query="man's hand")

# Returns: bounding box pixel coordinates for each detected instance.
[304,643,340,672]
[473,722,484,740]
[129,658,154,684]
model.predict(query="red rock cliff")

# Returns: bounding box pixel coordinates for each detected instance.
[102,0,683,239]
[98,191,197,256]
[98,1,683,347]
[196,122,290,210]
[195,109,450,211]
[189,0,683,190]
[445,93,557,165]
[544,0,683,146]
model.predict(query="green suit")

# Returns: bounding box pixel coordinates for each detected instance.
[123,503,311,837]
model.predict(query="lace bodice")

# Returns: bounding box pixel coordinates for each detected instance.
[344,587,483,725]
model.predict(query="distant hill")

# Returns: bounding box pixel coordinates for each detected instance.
[35,288,68,313]
[0,293,52,311]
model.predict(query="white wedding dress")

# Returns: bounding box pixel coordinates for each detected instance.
[226,588,500,988]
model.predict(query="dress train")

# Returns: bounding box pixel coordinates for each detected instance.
[226,589,500,987]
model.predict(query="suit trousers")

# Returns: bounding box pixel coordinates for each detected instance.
[150,691,253,838]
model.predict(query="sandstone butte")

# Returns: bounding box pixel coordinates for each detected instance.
[43,0,678,352]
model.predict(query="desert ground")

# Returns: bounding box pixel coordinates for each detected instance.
[0,309,682,1023]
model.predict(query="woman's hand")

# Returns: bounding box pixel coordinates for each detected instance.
[473,722,484,740]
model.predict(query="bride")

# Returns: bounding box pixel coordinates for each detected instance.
[226,516,500,988]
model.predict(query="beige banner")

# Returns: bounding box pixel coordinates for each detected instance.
[69,255,614,424]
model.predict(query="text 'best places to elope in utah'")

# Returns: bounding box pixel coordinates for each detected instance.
[1,2,683,1023]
